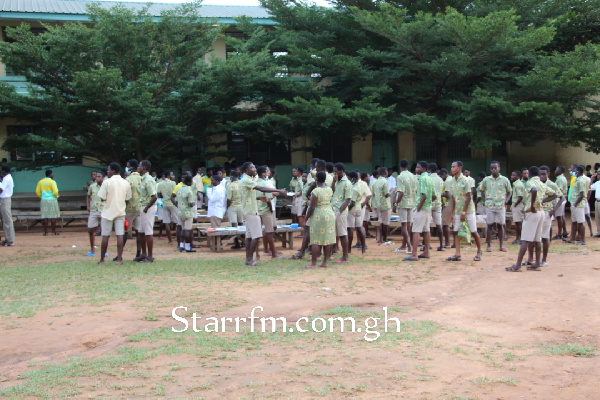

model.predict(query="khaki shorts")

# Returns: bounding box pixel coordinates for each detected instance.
[521,211,543,242]
[486,207,506,225]
[87,211,102,229]
[541,211,553,240]
[555,202,565,217]
[126,211,141,232]
[572,206,586,224]
[139,205,157,236]
[245,213,262,239]
[181,217,193,230]
[378,209,391,225]
[227,206,244,224]
[585,202,591,215]
[362,207,369,222]
[512,203,525,223]
[157,207,164,221]
[294,197,304,215]
[101,216,125,237]
[162,205,180,225]
[412,209,431,233]
[335,210,348,237]
[476,204,486,216]
[453,213,477,233]
[398,208,413,223]
[431,209,442,226]
[442,205,452,226]
[210,216,222,228]
[347,209,362,229]
[260,213,274,233]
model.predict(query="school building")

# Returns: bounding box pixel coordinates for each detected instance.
[1,0,598,193]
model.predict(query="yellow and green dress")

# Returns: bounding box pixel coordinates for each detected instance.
[309,186,336,246]
[36,177,60,219]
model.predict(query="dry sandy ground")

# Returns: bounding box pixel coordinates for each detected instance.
[1,223,599,399]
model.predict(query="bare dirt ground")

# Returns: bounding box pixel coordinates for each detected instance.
[1,221,599,399]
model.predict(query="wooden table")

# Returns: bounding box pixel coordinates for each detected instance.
[12,210,89,231]
[203,226,304,253]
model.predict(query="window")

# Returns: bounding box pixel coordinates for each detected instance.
[448,137,472,159]
[227,131,291,165]
[6,125,80,164]
[225,32,247,59]
[311,133,352,163]
[416,135,436,161]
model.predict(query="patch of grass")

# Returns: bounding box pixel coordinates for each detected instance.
[471,376,520,386]
[503,352,515,361]
[537,343,595,358]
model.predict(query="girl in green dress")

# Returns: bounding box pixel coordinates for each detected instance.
[305,171,335,268]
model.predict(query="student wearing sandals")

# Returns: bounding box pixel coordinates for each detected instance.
[447,161,482,262]
[539,166,564,266]
[506,166,557,271]
[567,165,588,245]
[304,171,336,269]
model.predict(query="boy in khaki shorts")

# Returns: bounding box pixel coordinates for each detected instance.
[347,171,366,254]
[124,159,142,259]
[567,165,588,245]
[86,170,104,257]
[331,163,353,262]
[240,162,286,266]
[175,175,196,252]
[394,160,416,252]
[404,161,436,261]
[137,160,158,262]
[539,166,564,266]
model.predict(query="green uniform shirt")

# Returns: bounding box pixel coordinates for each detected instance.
[306,168,316,185]
[570,176,587,208]
[373,176,391,211]
[157,178,176,207]
[325,172,334,188]
[416,172,435,211]
[175,184,195,219]
[350,181,364,211]
[555,174,568,196]
[524,176,554,210]
[240,175,259,215]
[257,178,273,215]
[480,174,512,209]
[397,170,417,209]
[442,176,453,206]
[125,172,142,213]
[511,180,525,205]
[302,182,310,208]
[430,173,444,211]
[226,180,242,207]
[140,172,157,207]
[542,180,562,212]
[295,180,304,197]
[449,173,475,215]
[332,175,352,214]
[87,182,103,212]
[289,177,298,192]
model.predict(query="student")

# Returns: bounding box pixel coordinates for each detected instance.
[428,163,444,251]
[510,170,525,244]
[207,175,226,228]
[591,168,600,237]
[155,172,165,239]
[157,171,178,244]
[374,167,392,244]
[226,170,244,249]
[440,168,452,248]
[480,161,512,252]
[304,171,336,269]
[291,171,312,260]
[0,164,15,246]
[447,161,482,262]
[394,159,415,251]
[193,167,207,208]
[506,166,556,271]
[86,171,105,256]
[325,162,335,189]
[306,158,319,186]
[256,166,281,259]
[521,168,529,184]
[566,165,588,245]
[347,171,367,254]
[289,167,299,224]
[137,160,158,263]
[98,163,132,265]
[368,170,380,239]
[582,166,594,236]
[171,172,190,251]
[554,166,569,239]
[293,168,305,230]
[331,162,352,262]
[175,175,196,253]
[124,159,142,258]
[36,169,60,236]
[404,161,436,261]
[239,162,286,266]
[539,166,564,266]
[359,172,373,241]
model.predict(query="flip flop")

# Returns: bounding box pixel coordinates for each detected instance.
[85,252,95,257]
[446,255,461,261]
[303,265,317,269]
[291,254,304,260]
[473,251,482,261]
[526,265,542,271]
[403,256,418,261]
[246,261,259,267]
[505,265,521,272]
[333,259,348,264]
[499,247,508,252]
[417,254,430,259]
[272,256,286,260]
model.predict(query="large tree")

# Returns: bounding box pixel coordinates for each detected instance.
[0,1,301,167]
[255,0,600,166]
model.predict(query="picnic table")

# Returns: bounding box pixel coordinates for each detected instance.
[203,225,304,253]
[12,210,89,231]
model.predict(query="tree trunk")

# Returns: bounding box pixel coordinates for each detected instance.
[435,139,448,169]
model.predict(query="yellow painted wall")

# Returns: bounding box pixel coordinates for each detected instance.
[555,143,600,168]
[508,140,600,170]
[291,136,310,166]
[397,131,415,161]
[352,134,372,164]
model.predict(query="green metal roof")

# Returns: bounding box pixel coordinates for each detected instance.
[0,0,276,24]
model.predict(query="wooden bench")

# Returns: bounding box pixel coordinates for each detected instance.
[12,210,90,231]
[202,226,304,253]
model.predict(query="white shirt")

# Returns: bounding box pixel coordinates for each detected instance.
[387,175,397,190]
[207,184,226,219]
[0,173,14,198]
[590,180,600,200]
[98,174,132,220]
